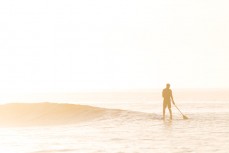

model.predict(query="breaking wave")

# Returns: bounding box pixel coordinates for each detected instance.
[0,102,159,127]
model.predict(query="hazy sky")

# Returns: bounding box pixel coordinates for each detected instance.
[0,0,229,93]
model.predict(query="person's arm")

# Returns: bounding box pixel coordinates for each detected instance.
[170,90,175,105]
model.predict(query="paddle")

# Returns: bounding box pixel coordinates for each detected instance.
[174,104,188,120]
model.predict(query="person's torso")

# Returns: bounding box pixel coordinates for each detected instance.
[163,88,172,100]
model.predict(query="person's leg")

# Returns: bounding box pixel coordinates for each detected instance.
[168,108,172,120]
[163,107,165,120]
[168,102,172,119]
[163,102,167,120]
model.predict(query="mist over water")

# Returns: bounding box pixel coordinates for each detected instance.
[1,0,229,152]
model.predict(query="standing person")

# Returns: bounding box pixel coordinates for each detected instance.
[162,83,175,120]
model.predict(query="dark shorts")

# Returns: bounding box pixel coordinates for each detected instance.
[163,100,171,109]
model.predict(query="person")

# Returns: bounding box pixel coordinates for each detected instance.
[162,83,175,120]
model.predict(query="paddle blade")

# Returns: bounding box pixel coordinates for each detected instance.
[183,115,188,120]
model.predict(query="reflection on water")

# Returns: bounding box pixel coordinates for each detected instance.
[163,119,173,130]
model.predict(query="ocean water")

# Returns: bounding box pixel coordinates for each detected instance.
[0,92,229,153]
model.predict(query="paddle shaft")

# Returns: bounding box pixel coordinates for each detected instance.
[174,104,185,116]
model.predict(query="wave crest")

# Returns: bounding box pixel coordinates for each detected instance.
[0,102,158,127]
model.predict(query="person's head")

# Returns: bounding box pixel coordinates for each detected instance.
[166,83,170,89]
